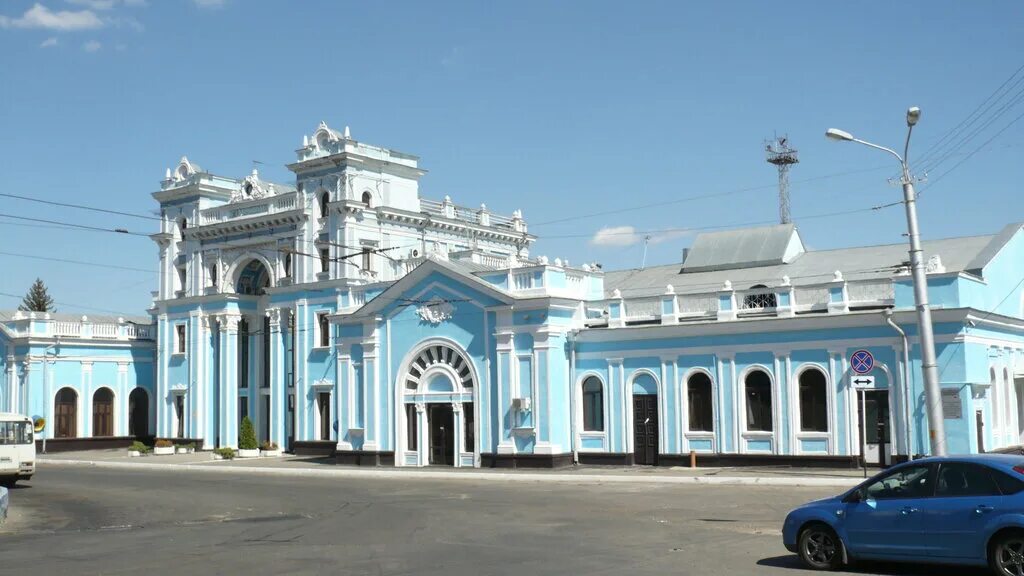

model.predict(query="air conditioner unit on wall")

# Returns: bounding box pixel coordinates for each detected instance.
[511,397,532,412]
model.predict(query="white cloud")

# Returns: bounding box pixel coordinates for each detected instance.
[193,0,225,8]
[590,225,691,247]
[0,3,104,30]
[66,0,147,8]
[591,226,642,247]
[82,39,101,51]
[66,0,116,9]
[40,36,58,47]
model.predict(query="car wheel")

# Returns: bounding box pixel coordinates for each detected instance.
[991,531,1024,576]
[798,524,843,571]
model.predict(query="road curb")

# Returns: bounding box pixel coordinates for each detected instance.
[39,459,860,488]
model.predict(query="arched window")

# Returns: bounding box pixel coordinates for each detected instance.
[745,369,773,432]
[798,368,828,432]
[129,388,149,437]
[361,191,373,207]
[687,372,714,432]
[92,388,114,437]
[319,191,330,217]
[582,377,604,432]
[55,387,78,439]
[742,284,777,311]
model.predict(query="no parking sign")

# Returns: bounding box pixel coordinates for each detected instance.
[850,349,874,374]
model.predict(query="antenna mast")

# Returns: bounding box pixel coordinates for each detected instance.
[765,135,799,224]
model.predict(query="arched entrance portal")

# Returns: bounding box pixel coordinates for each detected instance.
[235,259,271,296]
[129,388,149,437]
[399,342,476,467]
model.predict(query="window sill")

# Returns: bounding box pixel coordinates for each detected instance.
[742,431,773,437]
[684,430,715,437]
[312,344,331,351]
[511,426,535,437]
[580,430,606,437]
[316,271,331,281]
[171,352,186,358]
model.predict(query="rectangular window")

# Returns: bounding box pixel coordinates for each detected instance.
[406,404,418,450]
[320,248,330,273]
[687,374,714,432]
[361,247,373,272]
[318,392,331,441]
[317,313,330,348]
[175,324,186,354]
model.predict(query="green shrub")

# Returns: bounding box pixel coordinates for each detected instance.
[129,441,149,453]
[214,447,236,460]
[260,440,279,451]
[176,442,195,450]
[154,439,174,448]
[238,416,258,450]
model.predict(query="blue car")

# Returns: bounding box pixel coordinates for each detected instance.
[783,455,1024,575]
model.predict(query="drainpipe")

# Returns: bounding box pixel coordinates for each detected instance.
[884,311,913,459]
[568,328,579,465]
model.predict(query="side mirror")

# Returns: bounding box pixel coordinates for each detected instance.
[843,489,863,504]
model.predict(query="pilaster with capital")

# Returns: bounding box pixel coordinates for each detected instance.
[266,308,286,447]
[217,314,241,447]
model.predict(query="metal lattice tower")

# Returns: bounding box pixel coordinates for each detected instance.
[765,136,799,224]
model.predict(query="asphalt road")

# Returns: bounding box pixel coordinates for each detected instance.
[0,466,989,576]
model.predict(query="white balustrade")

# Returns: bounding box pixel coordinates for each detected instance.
[91,324,119,338]
[199,191,299,225]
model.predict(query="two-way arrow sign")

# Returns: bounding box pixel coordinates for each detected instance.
[852,375,875,388]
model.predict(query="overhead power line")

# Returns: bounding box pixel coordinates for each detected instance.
[0,192,161,221]
[529,165,893,227]
[0,250,156,273]
[0,291,140,316]
[0,212,150,237]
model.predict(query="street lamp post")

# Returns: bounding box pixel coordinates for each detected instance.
[826,107,947,457]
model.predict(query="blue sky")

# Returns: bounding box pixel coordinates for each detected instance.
[1,0,1022,315]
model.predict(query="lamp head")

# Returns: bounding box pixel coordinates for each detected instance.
[825,128,854,142]
[907,107,921,127]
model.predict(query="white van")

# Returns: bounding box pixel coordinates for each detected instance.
[0,413,35,487]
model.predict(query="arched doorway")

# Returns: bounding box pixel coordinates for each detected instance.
[400,343,476,467]
[55,387,78,438]
[92,388,114,437]
[129,388,149,437]
[631,372,659,465]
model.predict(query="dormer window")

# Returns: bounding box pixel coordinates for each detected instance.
[361,191,373,208]
[316,131,331,150]
[243,182,254,197]
[176,165,190,181]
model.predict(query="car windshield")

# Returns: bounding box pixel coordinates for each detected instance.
[0,421,33,445]
[863,464,932,500]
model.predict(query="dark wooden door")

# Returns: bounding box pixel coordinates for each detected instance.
[429,404,454,466]
[633,394,659,465]
[55,389,77,438]
[92,389,113,437]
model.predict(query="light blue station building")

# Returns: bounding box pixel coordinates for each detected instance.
[4,122,1024,467]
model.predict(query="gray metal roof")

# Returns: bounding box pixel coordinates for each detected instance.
[681,223,802,272]
[606,231,1005,298]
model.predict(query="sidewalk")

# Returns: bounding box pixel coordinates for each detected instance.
[38,450,867,487]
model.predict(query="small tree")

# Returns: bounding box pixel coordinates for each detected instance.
[239,416,258,450]
[19,278,56,313]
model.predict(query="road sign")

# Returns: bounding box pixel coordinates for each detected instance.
[850,349,874,374]
[851,375,875,389]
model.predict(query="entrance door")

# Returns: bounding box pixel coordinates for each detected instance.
[129,388,149,438]
[859,390,891,467]
[428,404,454,466]
[633,394,659,465]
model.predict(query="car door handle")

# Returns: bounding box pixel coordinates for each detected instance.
[900,507,919,515]
[975,505,995,514]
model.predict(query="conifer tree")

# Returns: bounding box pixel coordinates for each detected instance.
[239,416,258,450]
[19,278,56,312]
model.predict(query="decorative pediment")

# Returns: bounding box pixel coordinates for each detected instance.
[232,169,273,203]
[416,297,455,325]
[169,156,202,182]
